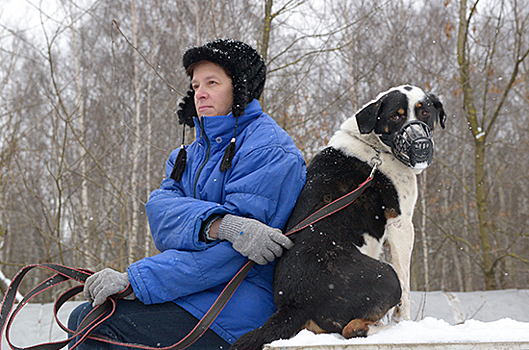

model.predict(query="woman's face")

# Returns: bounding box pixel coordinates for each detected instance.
[191,61,233,118]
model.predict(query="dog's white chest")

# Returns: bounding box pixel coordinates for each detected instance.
[358,233,385,259]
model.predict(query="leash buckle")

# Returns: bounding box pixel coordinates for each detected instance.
[369,154,382,178]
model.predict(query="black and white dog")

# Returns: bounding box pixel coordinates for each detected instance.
[231,85,446,350]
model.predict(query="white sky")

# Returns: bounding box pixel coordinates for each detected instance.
[0,0,62,45]
[1,0,46,30]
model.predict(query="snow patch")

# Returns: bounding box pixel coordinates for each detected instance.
[269,318,529,347]
[2,290,529,348]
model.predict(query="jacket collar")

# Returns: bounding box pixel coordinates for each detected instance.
[193,99,262,146]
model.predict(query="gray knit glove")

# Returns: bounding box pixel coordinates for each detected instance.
[217,214,294,265]
[83,268,136,307]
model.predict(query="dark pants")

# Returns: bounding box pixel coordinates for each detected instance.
[68,300,231,350]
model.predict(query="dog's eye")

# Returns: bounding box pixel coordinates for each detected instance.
[390,115,400,121]
[421,109,430,117]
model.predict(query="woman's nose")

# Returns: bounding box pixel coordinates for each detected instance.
[195,85,208,99]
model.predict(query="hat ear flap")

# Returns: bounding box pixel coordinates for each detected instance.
[177,88,197,127]
[231,75,248,118]
[245,55,266,102]
[355,100,382,134]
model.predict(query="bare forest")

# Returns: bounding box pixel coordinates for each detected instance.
[1,0,529,303]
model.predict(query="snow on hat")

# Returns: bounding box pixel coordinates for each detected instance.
[170,39,266,181]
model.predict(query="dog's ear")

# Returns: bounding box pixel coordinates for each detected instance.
[429,93,446,129]
[355,100,382,134]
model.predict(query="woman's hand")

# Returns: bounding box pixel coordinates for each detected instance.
[217,214,294,265]
[84,268,136,306]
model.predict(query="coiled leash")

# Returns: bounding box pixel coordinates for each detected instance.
[0,165,377,350]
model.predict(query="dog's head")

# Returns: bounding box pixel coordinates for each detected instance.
[355,85,446,169]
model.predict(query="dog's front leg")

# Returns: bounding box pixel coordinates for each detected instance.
[385,217,414,322]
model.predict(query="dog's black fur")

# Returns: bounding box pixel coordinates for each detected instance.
[231,85,446,350]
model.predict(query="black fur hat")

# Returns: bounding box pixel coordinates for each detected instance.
[177,38,267,127]
[170,39,266,181]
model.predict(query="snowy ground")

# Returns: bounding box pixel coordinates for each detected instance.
[2,289,529,349]
[268,319,529,349]
[269,289,529,349]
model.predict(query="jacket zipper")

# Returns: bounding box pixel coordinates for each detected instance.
[194,118,211,198]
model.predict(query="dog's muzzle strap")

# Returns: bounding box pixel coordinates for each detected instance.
[387,120,434,169]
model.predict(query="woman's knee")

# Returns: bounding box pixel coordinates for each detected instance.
[67,302,93,330]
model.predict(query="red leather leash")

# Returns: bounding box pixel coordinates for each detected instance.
[0,174,374,350]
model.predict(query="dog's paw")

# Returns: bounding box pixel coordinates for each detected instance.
[342,319,373,339]
[367,320,391,335]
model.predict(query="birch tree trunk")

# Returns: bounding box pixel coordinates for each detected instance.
[144,19,158,258]
[195,0,200,45]
[129,0,141,265]
[69,0,91,268]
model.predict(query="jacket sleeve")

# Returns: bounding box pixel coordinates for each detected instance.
[127,242,249,304]
[146,145,306,253]
[145,148,229,252]
[146,178,228,252]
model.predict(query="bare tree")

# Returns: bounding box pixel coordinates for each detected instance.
[2,0,529,301]
[457,0,529,289]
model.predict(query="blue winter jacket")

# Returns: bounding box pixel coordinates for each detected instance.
[127,100,306,344]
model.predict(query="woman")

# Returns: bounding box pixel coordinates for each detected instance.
[68,39,306,349]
